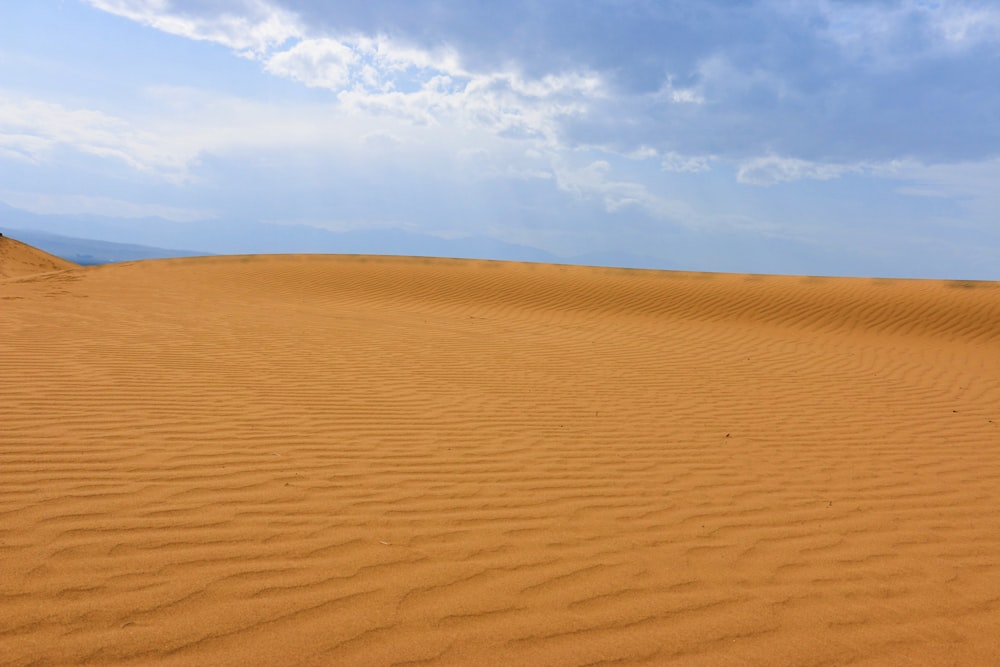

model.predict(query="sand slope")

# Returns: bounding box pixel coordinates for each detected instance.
[2,252,999,666]
[0,235,78,278]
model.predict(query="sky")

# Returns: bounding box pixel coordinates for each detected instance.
[1,0,999,279]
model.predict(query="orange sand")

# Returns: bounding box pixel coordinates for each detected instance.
[2,242,999,665]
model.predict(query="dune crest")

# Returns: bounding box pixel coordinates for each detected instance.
[2,252,999,665]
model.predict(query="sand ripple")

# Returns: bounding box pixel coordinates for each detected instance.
[2,253,999,665]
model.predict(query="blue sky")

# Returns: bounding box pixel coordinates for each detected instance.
[2,0,999,278]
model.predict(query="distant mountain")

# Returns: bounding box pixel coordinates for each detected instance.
[0,201,568,266]
[2,199,948,278]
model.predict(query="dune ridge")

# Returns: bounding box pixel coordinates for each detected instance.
[2,252,999,665]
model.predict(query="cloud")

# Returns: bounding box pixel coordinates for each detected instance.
[661,152,711,174]
[89,3,604,158]
[814,0,1000,63]
[85,0,302,57]
[0,92,197,180]
[0,86,377,183]
[0,81,561,194]
[265,38,358,88]
[81,0,1000,170]
[935,5,1000,47]
[0,133,51,165]
[352,34,467,80]
[737,155,862,186]
[553,159,693,223]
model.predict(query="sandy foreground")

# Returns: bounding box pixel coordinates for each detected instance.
[2,238,999,666]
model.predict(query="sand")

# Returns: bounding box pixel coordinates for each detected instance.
[2,243,999,665]
[0,235,79,279]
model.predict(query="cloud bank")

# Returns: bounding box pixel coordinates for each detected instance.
[79,0,1000,174]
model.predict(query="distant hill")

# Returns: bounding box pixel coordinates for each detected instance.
[0,199,845,277]
[0,202,567,266]
[0,227,210,266]
[4,199,951,278]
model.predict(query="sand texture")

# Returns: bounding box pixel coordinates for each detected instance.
[2,249,1000,666]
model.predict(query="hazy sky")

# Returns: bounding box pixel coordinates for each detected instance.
[2,1,999,278]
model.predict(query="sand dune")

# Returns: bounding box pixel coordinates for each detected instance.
[0,234,79,278]
[2,250,999,666]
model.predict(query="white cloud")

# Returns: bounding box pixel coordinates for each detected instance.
[0,93,197,180]
[0,84,523,188]
[85,0,302,57]
[624,146,658,160]
[661,152,712,173]
[265,38,358,89]
[330,66,601,153]
[0,87,384,182]
[737,155,861,186]
[354,35,467,80]
[657,77,705,105]
[85,0,607,156]
[0,133,51,164]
